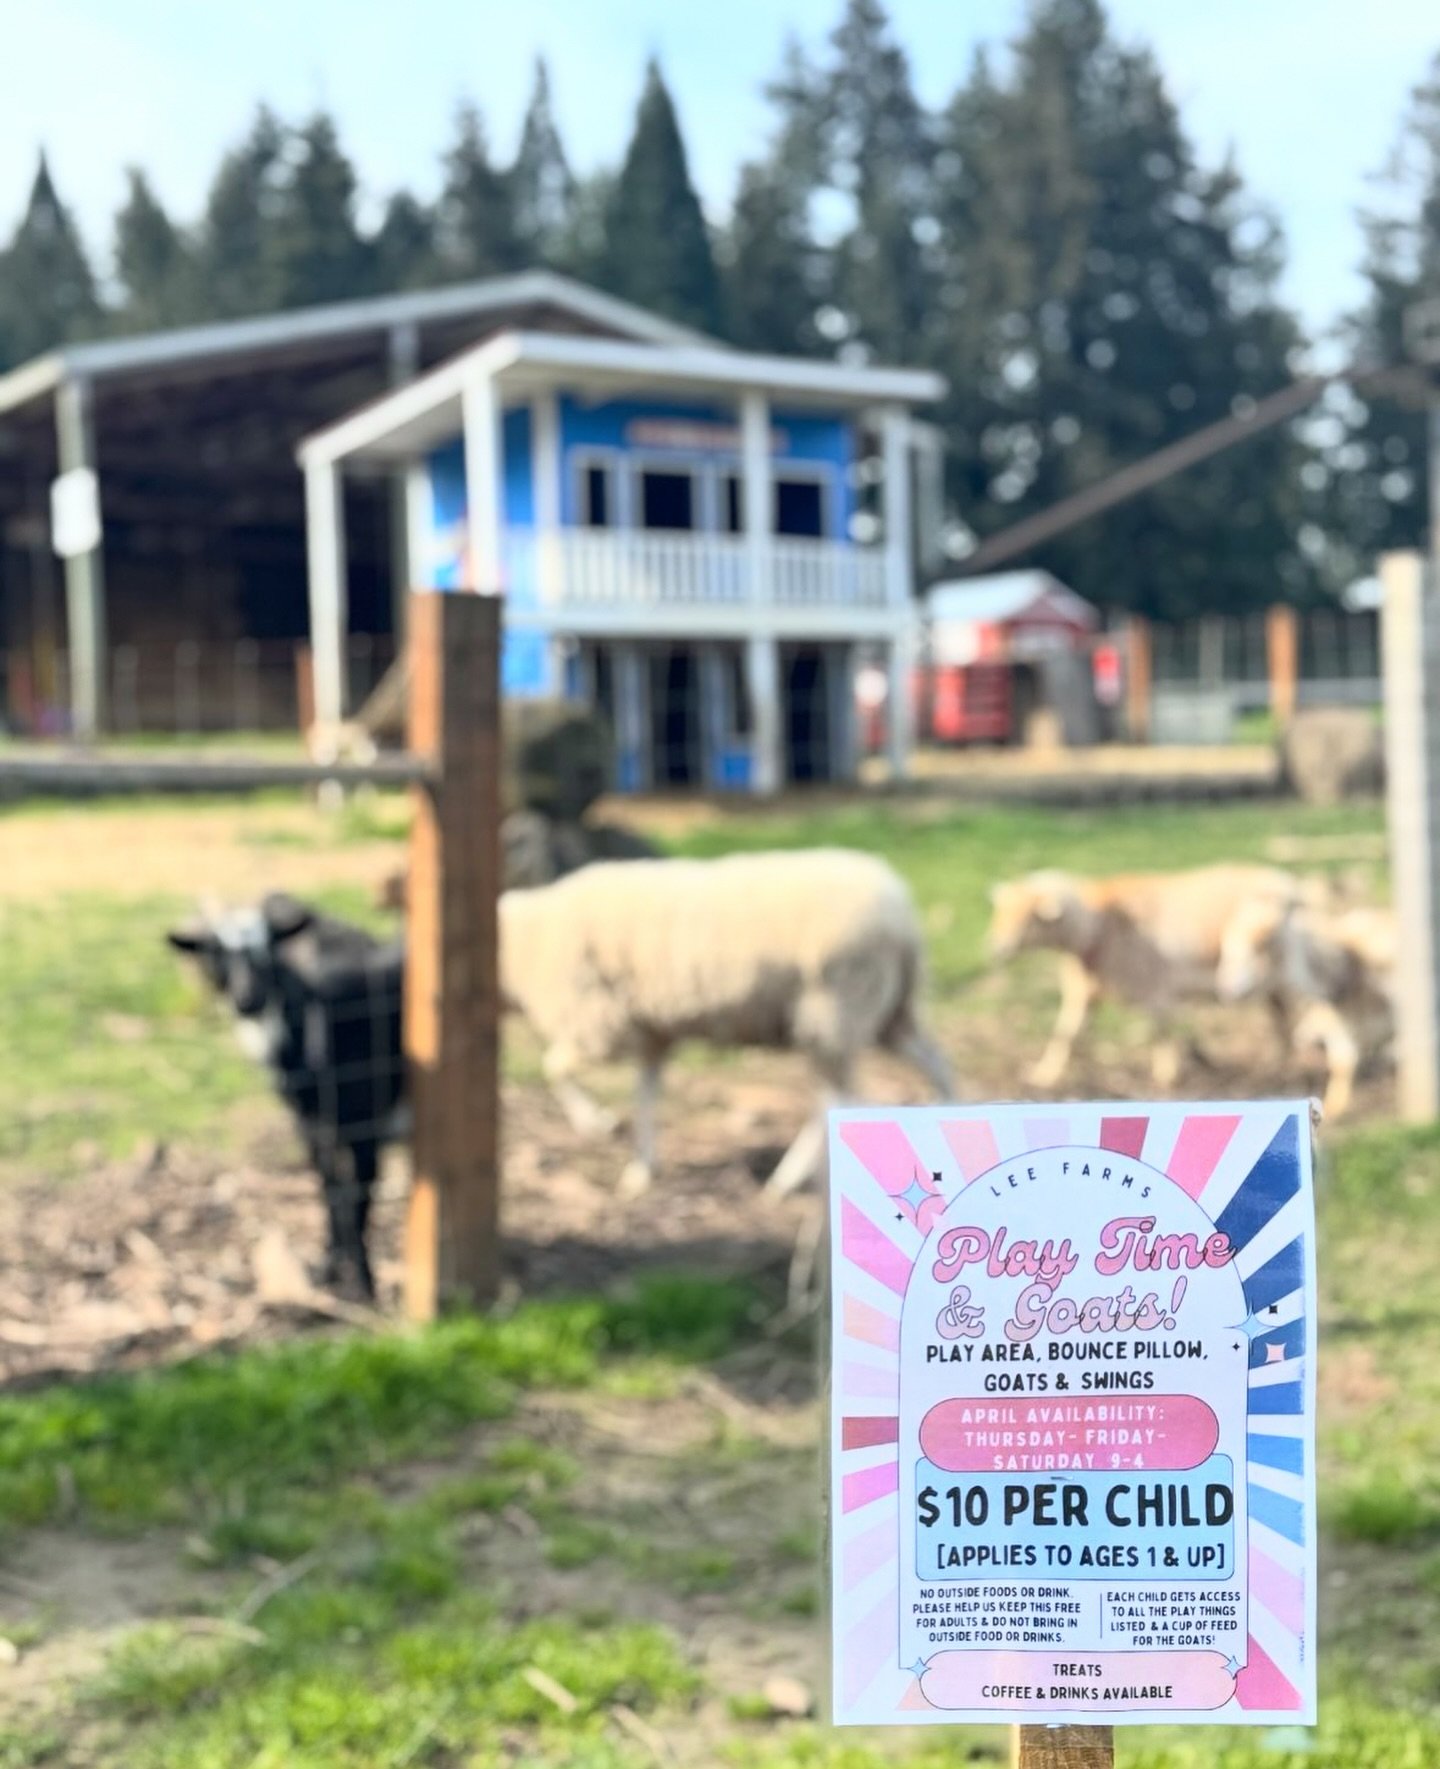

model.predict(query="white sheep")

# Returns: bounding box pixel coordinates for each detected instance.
[499,848,953,1197]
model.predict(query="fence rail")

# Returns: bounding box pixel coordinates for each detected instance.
[1149,607,1381,711]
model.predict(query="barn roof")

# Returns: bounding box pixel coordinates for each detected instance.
[925,569,1098,630]
[0,270,714,417]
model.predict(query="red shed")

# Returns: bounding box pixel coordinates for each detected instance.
[918,569,1099,744]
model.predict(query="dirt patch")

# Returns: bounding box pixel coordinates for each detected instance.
[0,801,401,904]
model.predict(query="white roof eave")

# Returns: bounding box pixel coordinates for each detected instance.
[297,329,948,469]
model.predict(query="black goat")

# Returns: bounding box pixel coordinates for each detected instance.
[167,893,405,1299]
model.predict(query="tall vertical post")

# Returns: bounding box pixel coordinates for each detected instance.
[304,459,348,732]
[1125,615,1152,742]
[881,406,914,779]
[462,371,503,592]
[741,388,781,792]
[1266,603,1300,729]
[531,389,563,692]
[388,323,421,639]
[54,378,106,738]
[404,589,502,1318]
[1382,548,1440,1121]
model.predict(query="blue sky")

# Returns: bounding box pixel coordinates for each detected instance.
[4,0,1436,341]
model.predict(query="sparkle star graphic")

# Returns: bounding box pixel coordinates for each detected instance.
[899,1175,931,1213]
[907,1657,930,1679]
[1231,1312,1269,1342]
[1224,1655,1242,1677]
[1265,1342,1287,1363]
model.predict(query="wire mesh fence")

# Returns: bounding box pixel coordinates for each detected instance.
[0,635,398,739]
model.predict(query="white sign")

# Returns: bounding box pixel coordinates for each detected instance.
[50,467,101,559]
[828,1099,1316,1728]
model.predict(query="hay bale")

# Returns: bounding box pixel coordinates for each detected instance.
[1282,707,1383,805]
[505,701,613,821]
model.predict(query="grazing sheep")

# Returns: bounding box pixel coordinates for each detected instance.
[499,849,953,1197]
[987,864,1308,1087]
[167,894,405,1299]
[1217,897,1395,1117]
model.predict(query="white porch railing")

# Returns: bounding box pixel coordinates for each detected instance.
[504,529,890,612]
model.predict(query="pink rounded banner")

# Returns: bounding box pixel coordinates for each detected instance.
[919,1394,1219,1474]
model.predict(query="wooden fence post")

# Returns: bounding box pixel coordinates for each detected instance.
[1381,549,1440,1121]
[1011,1726,1113,1769]
[1265,603,1299,729]
[1124,615,1151,742]
[404,590,502,1319]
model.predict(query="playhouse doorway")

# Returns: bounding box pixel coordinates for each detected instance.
[783,644,833,784]
[648,645,704,786]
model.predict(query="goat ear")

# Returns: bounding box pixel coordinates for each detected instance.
[1034,886,1069,923]
[166,924,207,953]
[261,893,313,943]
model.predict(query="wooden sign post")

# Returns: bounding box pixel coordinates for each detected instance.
[403,589,502,1319]
[1012,1725,1113,1769]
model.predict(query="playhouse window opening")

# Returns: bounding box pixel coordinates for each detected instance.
[774,475,826,539]
[579,462,614,529]
[637,468,697,532]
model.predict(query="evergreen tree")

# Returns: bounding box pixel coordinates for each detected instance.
[552,169,617,287]
[371,191,437,292]
[511,58,575,264]
[722,38,831,352]
[823,0,937,362]
[931,0,1314,617]
[195,107,286,317]
[113,168,197,331]
[0,153,102,369]
[1329,52,1440,573]
[266,112,373,307]
[602,61,722,334]
[435,103,523,280]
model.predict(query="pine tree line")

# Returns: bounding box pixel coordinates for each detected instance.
[2,0,1437,615]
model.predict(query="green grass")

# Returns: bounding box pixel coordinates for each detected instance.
[0,1275,756,1536]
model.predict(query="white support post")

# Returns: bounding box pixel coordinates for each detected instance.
[913,419,946,578]
[305,459,348,732]
[881,404,913,608]
[886,625,914,781]
[741,389,772,607]
[746,633,782,795]
[531,389,563,693]
[614,643,650,791]
[54,377,106,738]
[405,465,432,588]
[388,323,421,636]
[461,372,503,594]
[1383,547,1440,1120]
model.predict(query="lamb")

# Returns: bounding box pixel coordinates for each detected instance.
[986,864,1310,1087]
[498,849,953,1197]
[167,893,405,1299]
[1217,897,1395,1118]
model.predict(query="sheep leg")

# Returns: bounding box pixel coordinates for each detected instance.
[1295,1001,1359,1120]
[892,1023,954,1098]
[766,1055,852,1200]
[1029,956,1096,1088]
[542,1045,619,1139]
[618,1057,663,1198]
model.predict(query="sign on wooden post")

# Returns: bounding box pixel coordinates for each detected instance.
[1124,617,1151,742]
[827,1100,1316,1733]
[404,590,502,1319]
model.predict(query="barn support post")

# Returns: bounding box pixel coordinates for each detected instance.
[54,377,106,739]
[1381,548,1440,1121]
[530,388,563,693]
[1011,1726,1113,1769]
[746,634,782,795]
[741,389,782,794]
[1266,603,1300,728]
[304,459,348,733]
[404,588,502,1318]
